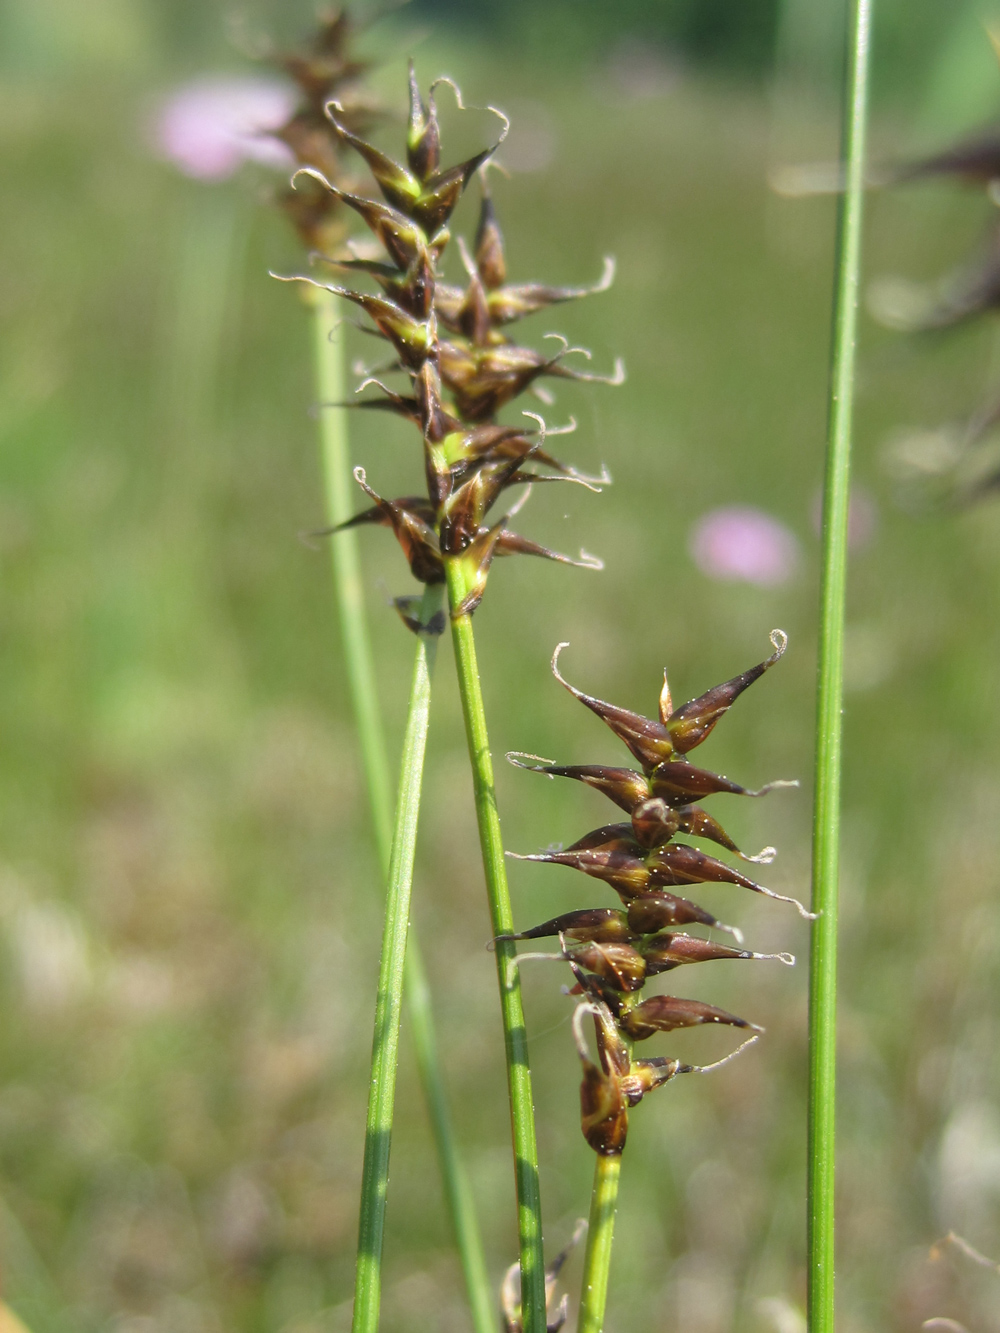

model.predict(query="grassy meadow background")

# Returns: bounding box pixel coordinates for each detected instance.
[3,0,1000,1329]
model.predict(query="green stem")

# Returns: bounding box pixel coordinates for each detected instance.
[445,558,546,1333]
[310,290,393,855]
[352,579,443,1333]
[309,292,493,1333]
[808,4,872,1333]
[578,1154,622,1333]
[405,940,496,1333]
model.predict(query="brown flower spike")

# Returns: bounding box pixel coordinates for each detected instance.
[505,635,800,1155]
[273,54,621,620]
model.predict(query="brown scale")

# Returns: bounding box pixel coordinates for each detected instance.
[569,994,760,1156]
[504,927,791,996]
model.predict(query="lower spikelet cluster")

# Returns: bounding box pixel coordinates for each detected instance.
[504,633,805,1155]
[272,30,622,619]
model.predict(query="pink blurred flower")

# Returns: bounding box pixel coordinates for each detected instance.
[689,506,800,586]
[152,76,296,181]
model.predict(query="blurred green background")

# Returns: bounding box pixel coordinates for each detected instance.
[3,1,1000,1331]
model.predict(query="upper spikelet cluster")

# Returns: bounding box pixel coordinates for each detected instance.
[272,22,621,616]
[269,12,379,255]
[504,634,803,1155]
[863,39,1000,505]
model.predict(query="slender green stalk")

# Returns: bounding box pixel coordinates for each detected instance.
[445,557,546,1333]
[309,289,393,854]
[808,5,873,1333]
[578,1154,622,1333]
[405,941,496,1333]
[309,291,493,1333]
[352,577,442,1333]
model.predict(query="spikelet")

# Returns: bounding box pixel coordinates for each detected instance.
[274,43,621,619]
[505,636,801,1155]
[269,11,379,256]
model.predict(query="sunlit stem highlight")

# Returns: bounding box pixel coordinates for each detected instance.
[808,4,873,1332]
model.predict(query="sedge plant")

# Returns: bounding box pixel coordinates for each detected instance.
[269,16,860,1331]
[274,39,620,1333]
[267,18,491,1331]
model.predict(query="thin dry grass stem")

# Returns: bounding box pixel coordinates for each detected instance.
[931,1232,1000,1273]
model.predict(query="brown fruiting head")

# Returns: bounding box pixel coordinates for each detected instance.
[639,932,794,975]
[494,907,634,946]
[626,891,741,938]
[550,643,675,771]
[646,841,813,917]
[618,994,760,1041]
[574,1005,629,1155]
[344,470,444,584]
[664,630,787,754]
[649,759,793,806]
[506,755,651,812]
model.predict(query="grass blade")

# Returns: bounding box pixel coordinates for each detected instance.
[446,559,546,1333]
[577,1153,622,1333]
[309,292,394,855]
[352,578,443,1333]
[808,4,874,1331]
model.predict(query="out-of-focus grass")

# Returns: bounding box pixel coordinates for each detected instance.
[2,16,1000,1333]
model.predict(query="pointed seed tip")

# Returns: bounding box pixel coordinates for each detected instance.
[505,750,557,773]
[290,164,336,192]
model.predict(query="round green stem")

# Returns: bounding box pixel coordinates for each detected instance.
[352,580,443,1333]
[808,4,872,1332]
[310,289,393,855]
[310,292,493,1333]
[405,941,495,1333]
[445,558,546,1333]
[578,1153,622,1333]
